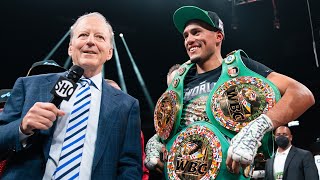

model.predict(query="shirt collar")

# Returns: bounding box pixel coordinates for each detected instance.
[276,145,292,156]
[82,72,102,91]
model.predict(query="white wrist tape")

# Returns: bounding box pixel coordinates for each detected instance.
[228,114,273,164]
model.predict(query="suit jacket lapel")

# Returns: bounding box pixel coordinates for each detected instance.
[91,81,120,171]
[269,155,275,179]
[283,146,296,179]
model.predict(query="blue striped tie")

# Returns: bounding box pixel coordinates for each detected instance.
[53,78,91,180]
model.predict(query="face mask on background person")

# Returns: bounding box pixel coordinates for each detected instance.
[275,135,289,148]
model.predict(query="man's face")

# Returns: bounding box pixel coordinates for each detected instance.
[68,15,113,76]
[183,21,223,64]
[274,126,293,143]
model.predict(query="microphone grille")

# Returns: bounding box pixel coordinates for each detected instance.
[67,65,84,83]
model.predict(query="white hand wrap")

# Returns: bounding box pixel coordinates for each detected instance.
[228,114,273,164]
[144,134,164,170]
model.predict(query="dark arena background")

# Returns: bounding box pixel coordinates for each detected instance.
[1,0,319,179]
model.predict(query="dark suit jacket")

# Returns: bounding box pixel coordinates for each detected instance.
[0,73,142,179]
[265,146,319,180]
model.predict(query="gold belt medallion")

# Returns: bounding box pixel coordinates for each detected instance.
[211,76,276,132]
[154,90,180,140]
[167,125,222,179]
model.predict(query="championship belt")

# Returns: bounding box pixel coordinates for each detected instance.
[154,63,192,143]
[206,49,281,159]
[164,121,248,180]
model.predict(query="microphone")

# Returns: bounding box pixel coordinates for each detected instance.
[50,65,84,108]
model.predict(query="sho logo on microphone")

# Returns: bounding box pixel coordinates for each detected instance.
[51,76,78,101]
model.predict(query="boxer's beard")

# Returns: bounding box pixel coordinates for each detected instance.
[190,56,202,63]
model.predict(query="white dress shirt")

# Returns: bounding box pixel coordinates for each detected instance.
[42,73,102,180]
[273,145,292,180]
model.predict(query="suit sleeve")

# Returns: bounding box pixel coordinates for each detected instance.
[0,77,26,154]
[303,151,320,180]
[117,99,142,179]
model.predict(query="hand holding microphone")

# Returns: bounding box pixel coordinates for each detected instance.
[20,65,84,134]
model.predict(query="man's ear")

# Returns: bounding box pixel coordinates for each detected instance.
[216,32,224,42]
[106,48,113,61]
[68,42,72,56]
